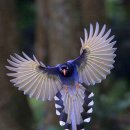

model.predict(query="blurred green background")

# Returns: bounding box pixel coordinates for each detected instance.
[0,0,130,130]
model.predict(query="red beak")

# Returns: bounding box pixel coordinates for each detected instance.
[63,69,67,76]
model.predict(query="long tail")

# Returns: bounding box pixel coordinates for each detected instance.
[54,84,94,130]
[71,103,77,130]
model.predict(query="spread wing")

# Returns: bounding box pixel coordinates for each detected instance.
[72,23,116,85]
[6,52,62,101]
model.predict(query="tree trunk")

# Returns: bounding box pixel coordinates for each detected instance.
[0,1,34,130]
[35,0,81,129]
[35,0,49,62]
[80,0,106,25]
[46,0,81,65]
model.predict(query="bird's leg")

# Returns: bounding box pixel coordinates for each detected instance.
[76,83,80,90]
[63,85,68,93]
[65,87,68,93]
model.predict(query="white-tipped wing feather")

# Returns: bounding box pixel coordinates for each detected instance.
[6,52,62,101]
[74,23,116,85]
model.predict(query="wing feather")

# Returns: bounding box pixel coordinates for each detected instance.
[88,24,93,40]
[10,55,22,63]
[30,74,44,98]
[6,53,62,101]
[73,23,116,85]
[35,75,45,99]
[25,73,41,96]
[41,77,47,100]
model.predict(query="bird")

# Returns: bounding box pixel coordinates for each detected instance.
[6,23,116,130]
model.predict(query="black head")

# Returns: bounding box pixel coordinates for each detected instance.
[59,63,74,77]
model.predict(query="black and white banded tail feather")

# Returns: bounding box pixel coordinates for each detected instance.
[54,84,94,130]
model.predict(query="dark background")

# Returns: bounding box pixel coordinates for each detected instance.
[0,0,130,130]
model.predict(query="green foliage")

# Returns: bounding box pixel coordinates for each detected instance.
[29,99,45,125]
[16,0,36,29]
[105,0,126,24]
[93,77,130,130]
